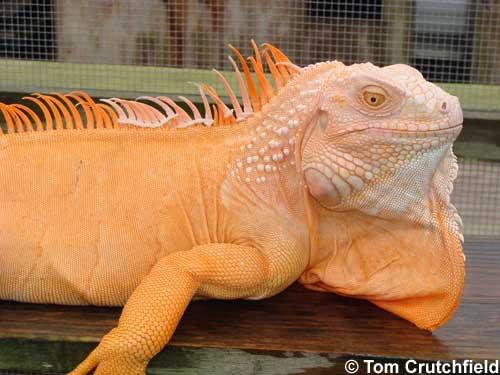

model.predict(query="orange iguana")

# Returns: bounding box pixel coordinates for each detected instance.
[0,42,464,374]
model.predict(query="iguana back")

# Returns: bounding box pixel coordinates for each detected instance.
[0,126,245,305]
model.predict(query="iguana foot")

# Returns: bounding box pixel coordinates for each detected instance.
[68,329,148,375]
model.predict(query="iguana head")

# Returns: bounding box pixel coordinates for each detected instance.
[298,61,464,331]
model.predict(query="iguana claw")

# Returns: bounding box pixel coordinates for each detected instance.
[68,329,148,375]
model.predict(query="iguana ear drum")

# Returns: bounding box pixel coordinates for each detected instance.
[317,111,329,131]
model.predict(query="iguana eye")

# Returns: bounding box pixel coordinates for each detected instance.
[362,86,387,108]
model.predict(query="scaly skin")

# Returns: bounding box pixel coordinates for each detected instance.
[0,44,464,374]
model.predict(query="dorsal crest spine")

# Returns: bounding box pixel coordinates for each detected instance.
[0,42,301,135]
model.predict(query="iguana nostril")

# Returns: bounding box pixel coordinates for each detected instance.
[440,100,449,113]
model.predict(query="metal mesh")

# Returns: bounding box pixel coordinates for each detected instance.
[0,0,498,238]
[0,1,499,107]
[454,158,500,237]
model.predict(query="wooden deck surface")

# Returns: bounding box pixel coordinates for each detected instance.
[0,238,499,374]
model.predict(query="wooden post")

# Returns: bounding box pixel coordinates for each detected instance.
[383,0,413,66]
[470,0,500,84]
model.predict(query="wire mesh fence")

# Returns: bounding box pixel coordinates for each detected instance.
[454,158,500,237]
[0,0,498,238]
[0,1,500,109]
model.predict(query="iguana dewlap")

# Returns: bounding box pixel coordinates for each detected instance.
[0,43,464,374]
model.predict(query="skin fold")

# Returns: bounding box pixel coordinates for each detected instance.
[0,44,464,374]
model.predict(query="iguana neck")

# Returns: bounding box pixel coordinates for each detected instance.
[300,145,464,330]
[227,63,334,187]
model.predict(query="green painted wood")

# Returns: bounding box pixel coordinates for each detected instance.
[440,83,500,113]
[0,339,339,375]
[0,59,239,102]
[454,142,500,162]
[5,339,488,375]
[0,59,499,114]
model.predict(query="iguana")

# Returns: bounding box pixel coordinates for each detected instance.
[0,42,464,374]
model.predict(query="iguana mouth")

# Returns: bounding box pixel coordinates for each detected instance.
[375,123,463,137]
[329,123,462,140]
[381,123,463,133]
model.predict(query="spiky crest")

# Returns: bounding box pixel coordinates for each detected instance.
[0,42,301,135]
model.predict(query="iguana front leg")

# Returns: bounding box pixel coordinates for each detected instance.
[69,241,306,375]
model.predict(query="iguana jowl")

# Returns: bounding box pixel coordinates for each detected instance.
[0,42,464,374]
